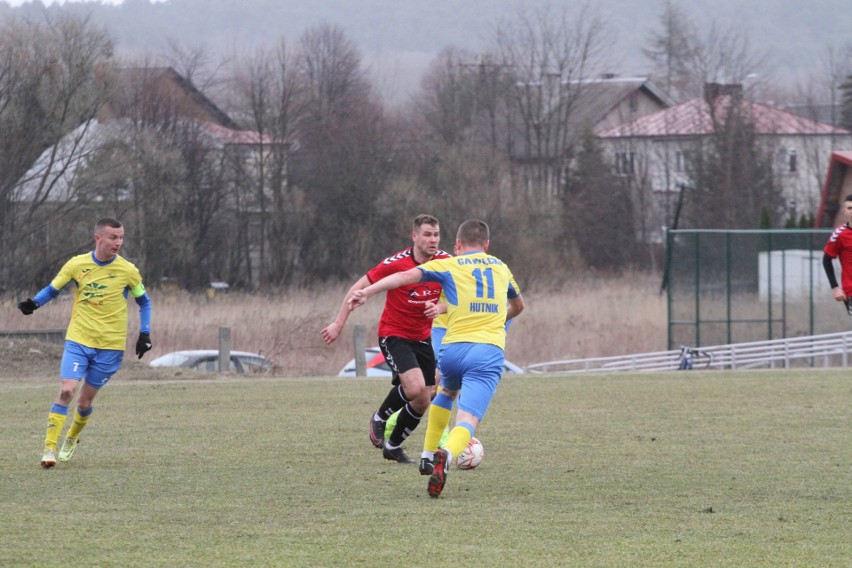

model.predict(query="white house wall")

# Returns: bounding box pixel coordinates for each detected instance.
[601,132,852,241]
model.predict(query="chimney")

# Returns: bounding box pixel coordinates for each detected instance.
[704,83,743,103]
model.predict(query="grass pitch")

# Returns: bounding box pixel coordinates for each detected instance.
[1,370,849,567]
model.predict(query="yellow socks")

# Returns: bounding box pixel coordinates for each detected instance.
[44,404,68,451]
[423,404,452,452]
[65,406,92,440]
[444,426,472,462]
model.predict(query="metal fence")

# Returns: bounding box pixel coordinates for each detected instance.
[526,331,852,374]
[664,229,849,350]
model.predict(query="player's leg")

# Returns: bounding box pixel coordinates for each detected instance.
[383,409,400,441]
[385,391,449,448]
[368,338,410,448]
[420,384,457,475]
[382,366,427,463]
[58,383,97,462]
[384,340,436,462]
[429,325,451,449]
[422,343,463,480]
[444,345,503,459]
[59,349,121,463]
[428,343,502,498]
[42,380,78,468]
[42,342,89,468]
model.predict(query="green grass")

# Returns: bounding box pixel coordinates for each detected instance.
[1,370,850,567]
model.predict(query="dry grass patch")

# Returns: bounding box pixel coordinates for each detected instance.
[1,273,667,376]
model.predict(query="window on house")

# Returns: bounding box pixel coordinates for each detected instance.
[614,152,635,176]
[629,92,639,112]
[787,149,797,173]
[675,150,694,173]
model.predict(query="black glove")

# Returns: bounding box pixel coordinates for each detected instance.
[136,332,152,359]
[18,298,38,315]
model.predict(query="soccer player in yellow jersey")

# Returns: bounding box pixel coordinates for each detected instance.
[18,218,153,469]
[349,219,524,498]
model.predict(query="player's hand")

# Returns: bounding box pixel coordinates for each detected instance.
[18,298,38,315]
[832,287,846,302]
[424,300,439,319]
[347,290,367,310]
[135,332,152,359]
[321,322,342,345]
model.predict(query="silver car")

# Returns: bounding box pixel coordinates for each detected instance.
[337,346,524,377]
[149,350,274,374]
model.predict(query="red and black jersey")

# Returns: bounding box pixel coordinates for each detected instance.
[366,247,451,341]
[824,224,852,294]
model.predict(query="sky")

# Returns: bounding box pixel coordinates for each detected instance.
[1,0,158,5]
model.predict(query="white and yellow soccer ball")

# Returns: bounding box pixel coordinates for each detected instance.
[456,436,484,470]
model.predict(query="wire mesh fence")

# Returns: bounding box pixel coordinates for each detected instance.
[664,229,850,349]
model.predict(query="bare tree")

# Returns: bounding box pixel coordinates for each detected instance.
[227,40,307,287]
[0,13,115,291]
[492,2,608,201]
[291,23,393,281]
[162,38,228,95]
[643,3,769,101]
[690,24,769,97]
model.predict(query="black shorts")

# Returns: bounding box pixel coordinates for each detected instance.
[379,336,437,387]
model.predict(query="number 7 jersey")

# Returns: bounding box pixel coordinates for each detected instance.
[417,251,521,349]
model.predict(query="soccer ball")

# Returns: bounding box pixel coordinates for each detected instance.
[456,437,484,470]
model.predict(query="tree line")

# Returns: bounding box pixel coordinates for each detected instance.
[2,3,851,293]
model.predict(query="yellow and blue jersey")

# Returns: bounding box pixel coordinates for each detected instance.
[40,252,148,350]
[418,251,520,350]
[432,291,448,331]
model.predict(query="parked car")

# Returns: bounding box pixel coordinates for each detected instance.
[149,350,274,374]
[337,346,524,377]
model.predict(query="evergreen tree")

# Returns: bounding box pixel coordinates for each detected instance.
[686,95,784,229]
[642,0,700,101]
[562,130,640,270]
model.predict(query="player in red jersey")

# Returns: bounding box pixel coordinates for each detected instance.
[823,194,852,318]
[322,214,451,463]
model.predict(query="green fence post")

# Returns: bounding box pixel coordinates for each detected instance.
[694,231,701,347]
[726,231,732,345]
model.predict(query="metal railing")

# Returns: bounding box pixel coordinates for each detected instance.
[526,331,852,374]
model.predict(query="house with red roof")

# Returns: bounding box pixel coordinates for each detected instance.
[507,75,672,198]
[12,66,280,204]
[10,66,285,287]
[597,83,852,241]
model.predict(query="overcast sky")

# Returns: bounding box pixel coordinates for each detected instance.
[2,0,143,5]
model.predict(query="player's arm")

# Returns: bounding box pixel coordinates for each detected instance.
[18,283,63,315]
[322,275,371,344]
[506,295,525,321]
[823,253,845,301]
[348,268,422,309]
[129,281,153,359]
[19,259,77,315]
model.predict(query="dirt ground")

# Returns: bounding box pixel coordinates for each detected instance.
[0,338,215,383]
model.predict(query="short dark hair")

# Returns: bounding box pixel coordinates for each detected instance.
[844,194,852,203]
[456,219,489,247]
[96,218,122,232]
[413,214,439,231]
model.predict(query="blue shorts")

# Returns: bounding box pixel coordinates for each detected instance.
[60,340,124,389]
[437,342,504,421]
[431,326,447,361]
